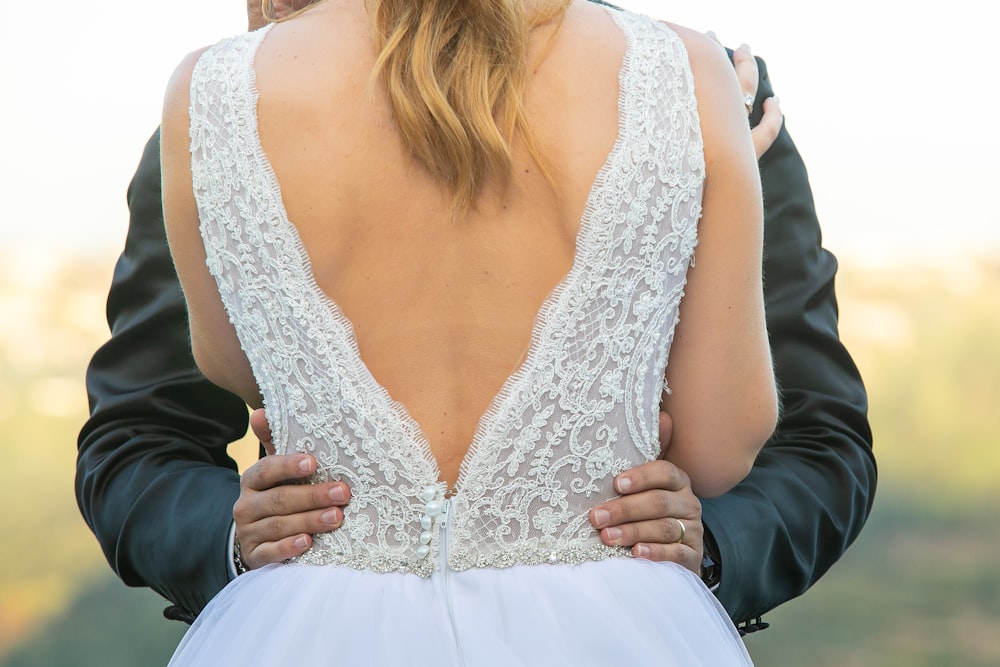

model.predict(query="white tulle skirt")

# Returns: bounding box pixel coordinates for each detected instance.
[167,558,751,666]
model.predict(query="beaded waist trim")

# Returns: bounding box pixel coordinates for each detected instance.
[292,540,633,577]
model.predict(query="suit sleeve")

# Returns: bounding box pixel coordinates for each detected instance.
[75,129,249,616]
[700,57,877,624]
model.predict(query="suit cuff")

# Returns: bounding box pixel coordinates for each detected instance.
[701,524,722,592]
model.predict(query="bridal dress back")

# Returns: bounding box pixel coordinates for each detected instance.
[168,7,752,666]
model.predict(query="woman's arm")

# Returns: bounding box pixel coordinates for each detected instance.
[659,27,778,498]
[160,50,260,404]
[701,54,876,623]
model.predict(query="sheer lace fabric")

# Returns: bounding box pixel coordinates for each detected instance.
[189,9,704,578]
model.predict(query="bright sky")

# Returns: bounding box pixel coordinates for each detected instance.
[1,0,996,264]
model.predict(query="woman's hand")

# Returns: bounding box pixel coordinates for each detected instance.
[247,0,318,30]
[711,34,784,159]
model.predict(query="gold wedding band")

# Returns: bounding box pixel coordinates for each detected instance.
[675,518,686,544]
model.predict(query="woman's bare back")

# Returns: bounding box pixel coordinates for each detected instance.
[162,0,775,498]
[245,0,626,485]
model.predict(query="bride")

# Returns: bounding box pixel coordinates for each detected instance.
[160,0,777,663]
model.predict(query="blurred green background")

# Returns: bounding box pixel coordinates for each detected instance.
[0,249,998,666]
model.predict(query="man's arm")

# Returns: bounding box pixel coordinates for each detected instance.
[75,130,248,615]
[77,128,355,619]
[701,56,876,624]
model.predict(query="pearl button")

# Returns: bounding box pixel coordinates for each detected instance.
[421,515,433,531]
[425,500,443,517]
[416,545,430,559]
[420,531,432,545]
[420,486,438,502]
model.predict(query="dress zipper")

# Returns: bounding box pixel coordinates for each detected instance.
[438,498,467,666]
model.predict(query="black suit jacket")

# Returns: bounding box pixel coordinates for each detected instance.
[702,55,875,624]
[76,51,874,623]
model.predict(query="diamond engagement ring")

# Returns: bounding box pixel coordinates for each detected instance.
[743,93,754,115]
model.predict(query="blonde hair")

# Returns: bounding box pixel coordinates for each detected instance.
[370,0,567,211]
[262,0,567,211]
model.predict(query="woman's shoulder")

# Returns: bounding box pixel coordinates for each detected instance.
[579,4,733,88]
[653,21,736,87]
[162,46,212,137]
[650,21,747,154]
[163,26,277,129]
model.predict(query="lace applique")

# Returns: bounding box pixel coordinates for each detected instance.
[188,8,703,577]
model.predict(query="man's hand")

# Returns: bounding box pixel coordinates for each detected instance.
[589,413,705,575]
[247,0,317,30]
[232,409,351,570]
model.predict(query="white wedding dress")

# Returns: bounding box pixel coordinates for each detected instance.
[168,7,752,666]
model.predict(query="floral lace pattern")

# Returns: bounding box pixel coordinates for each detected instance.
[189,8,703,577]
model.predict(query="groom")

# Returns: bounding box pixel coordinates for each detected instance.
[76,0,874,632]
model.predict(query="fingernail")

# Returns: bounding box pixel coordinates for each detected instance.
[593,509,611,528]
[294,535,309,548]
[705,30,717,40]
[739,43,751,53]
[605,527,622,542]
[615,476,632,493]
[635,544,650,559]
[329,486,347,503]
[298,457,312,473]
[321,509,340,525]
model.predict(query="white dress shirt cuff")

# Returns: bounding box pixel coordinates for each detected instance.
[227,521,239,579]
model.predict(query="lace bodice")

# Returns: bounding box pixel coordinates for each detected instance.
[189,8,704,577]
